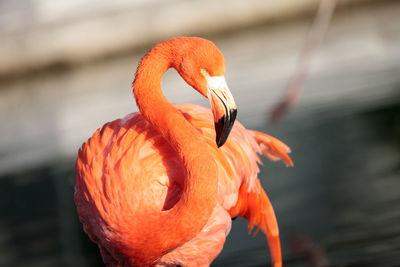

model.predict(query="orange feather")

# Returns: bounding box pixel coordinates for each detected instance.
[74,37,292,267]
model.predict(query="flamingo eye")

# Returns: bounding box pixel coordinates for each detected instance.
[200,69,210,77]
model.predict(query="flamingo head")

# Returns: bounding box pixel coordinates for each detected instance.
[174,37,237,147]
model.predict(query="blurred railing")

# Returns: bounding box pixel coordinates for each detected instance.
[0,0,369,79]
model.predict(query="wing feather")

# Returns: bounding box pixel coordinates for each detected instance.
[76,104,292,267]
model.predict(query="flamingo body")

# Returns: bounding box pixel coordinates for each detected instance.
[75,37,293,267]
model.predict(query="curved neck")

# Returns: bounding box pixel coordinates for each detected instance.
[131,42,218,264]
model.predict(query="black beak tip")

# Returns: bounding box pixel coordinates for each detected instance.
[216,139,224,148]
[215,119,227,148]
[215,108,237,148]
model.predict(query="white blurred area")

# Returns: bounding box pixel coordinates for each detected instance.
[0,0,400,174]
[0,0,361,77]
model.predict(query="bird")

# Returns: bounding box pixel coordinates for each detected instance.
[74,37,293,267]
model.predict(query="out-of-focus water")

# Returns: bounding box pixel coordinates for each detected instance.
[0,100,399,267]
[214,103,400,267]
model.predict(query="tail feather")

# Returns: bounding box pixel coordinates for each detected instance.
[251,130,293,167]
[229,179,282,267]
[226,130,292,267]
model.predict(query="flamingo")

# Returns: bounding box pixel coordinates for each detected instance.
[74,37,293,267]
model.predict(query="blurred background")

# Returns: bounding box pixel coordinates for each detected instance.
[0,0,399,266]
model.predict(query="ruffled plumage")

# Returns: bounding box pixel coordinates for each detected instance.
[75,103,292,266]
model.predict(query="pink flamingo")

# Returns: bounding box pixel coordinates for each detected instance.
[75,37,293,267]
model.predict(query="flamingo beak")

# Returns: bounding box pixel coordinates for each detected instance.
[206,75,237,147]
